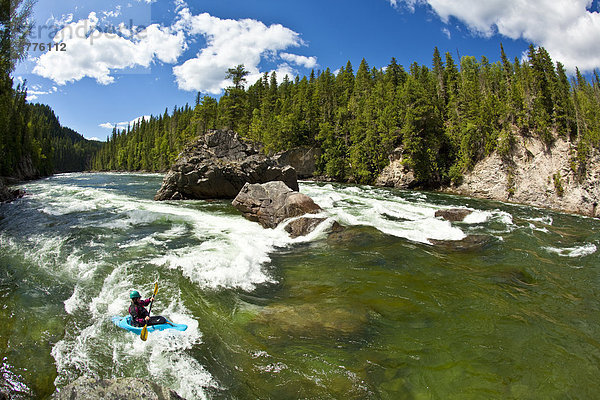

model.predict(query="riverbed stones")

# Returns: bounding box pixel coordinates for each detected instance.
[232,181,322,232]
[155,130,298,200]
[52,377,184,400]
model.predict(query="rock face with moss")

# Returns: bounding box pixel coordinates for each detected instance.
[155,130,298,200]
[52,377,184,400]
[448,137,600,218]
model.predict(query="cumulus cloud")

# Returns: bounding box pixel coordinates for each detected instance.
[99,115,151,130]
[392,0,600,71]
[33,2,317,93]
[280,53,318,69]
[33,12,186,85]
[172,5,315,93]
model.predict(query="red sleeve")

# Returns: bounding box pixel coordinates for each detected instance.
[141,298,152,306]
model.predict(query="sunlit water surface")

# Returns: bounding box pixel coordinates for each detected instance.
[0,173,599,399]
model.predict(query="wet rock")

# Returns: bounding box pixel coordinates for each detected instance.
[232,181,322,230]
[52,377,184,400]
[429,235,493,251]
[434,208,473,222]
[0,180,24,203]
[284,217,327,238]
[326,225,383,247]
[273,147,321,178]
[155,130,298,200]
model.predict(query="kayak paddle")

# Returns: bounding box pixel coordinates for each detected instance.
[140,281,159,341]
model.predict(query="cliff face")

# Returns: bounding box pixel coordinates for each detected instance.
[446,137,600,218]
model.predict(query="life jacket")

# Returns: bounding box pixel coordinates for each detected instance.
[128,302,149,326]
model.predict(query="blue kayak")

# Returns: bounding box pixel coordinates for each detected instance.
[112,316,187,334]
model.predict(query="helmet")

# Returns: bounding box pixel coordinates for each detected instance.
[130,290,141,299]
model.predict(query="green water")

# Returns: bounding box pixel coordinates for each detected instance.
[0,173,599,399]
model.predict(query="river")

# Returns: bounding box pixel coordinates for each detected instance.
[0,173,599,399]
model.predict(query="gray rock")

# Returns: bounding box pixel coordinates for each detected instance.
[434,208,473,222]
[232,181,322,230]
[375,147,418,189]
[52,377,184,400]
[155,130,298,200]
[284,217,327,238]
[273,147,322,178]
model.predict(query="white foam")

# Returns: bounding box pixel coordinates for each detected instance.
[545,243,597,258]
[302,184,467,244]
[463,210,492,224]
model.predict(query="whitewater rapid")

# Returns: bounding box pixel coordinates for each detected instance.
[1,173,598,399]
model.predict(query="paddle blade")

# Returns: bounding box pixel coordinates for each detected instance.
[140,324,148,341]
[153,282,158,295]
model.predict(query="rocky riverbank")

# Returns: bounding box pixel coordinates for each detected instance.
[446,137,600,218]
[376,137,600,218]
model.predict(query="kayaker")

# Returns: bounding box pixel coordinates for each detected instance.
[128,290,167,327]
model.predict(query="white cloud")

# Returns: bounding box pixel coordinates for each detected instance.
[25,85,58,101]
[33,12,186,85]
[280,53,318,69]
[99,115,151,130]
[393,0,600,72]
[172,6,316,93]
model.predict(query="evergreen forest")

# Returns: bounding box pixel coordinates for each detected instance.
[91,45,600,187]
[1,0,102,179]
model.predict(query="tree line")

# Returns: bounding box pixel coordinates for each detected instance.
[93,45,600,187]
[1,0,102,179]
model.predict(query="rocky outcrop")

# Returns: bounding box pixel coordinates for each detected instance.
[448,137,600,218]
[375,147,418,189]
[273,147,321,178]
[0,180,24,203]
[232,181,322,234]
[155,130,298,200]
[435,208,473,222]
[52,377,184,400]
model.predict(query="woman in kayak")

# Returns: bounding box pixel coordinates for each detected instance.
[129,290,167,326]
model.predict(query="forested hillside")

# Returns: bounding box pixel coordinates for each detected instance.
[0,78,103,178]
[92,45,600,187]
[1,0,102,180]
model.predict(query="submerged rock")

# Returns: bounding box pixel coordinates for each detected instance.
[434,208,473,222]
[253,303,368,338]
[232,181,322,230]
[429,235,493,251]
[155,130,298,200]
[52,377,184,400]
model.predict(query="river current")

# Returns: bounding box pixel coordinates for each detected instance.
[0,173,599,399]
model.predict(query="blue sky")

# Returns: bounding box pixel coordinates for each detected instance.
[14,0,600,141]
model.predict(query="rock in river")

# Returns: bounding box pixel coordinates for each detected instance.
[434,208,473,222]
[232,181,322,231]
[155,130,298,200]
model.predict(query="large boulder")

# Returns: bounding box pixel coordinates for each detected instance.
[232,181,322,230]
[155,130,298,200]
[52,377,184,400]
